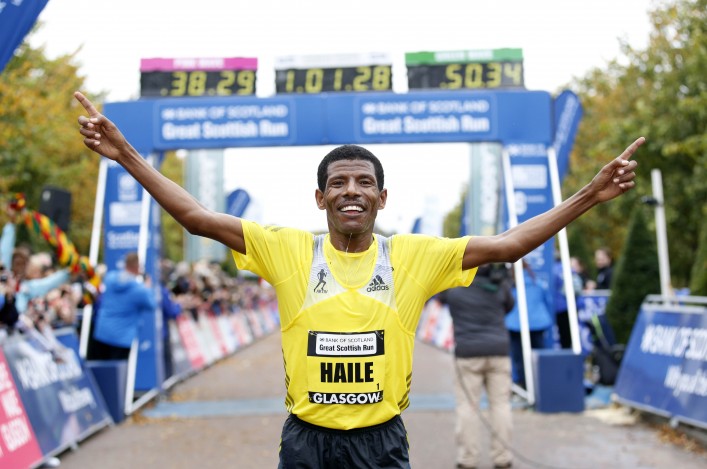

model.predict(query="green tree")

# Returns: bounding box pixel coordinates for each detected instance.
[605,209,660,344]
[442,189,466,238]
[564,0,706,290]
[0,28,101,255]
[159,151,185,262]
[689,214,707,295]
[567,224,595,280]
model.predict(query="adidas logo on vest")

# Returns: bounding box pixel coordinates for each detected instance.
[366,275,389,292]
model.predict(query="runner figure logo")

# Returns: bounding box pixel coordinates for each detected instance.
[314,269,328,293]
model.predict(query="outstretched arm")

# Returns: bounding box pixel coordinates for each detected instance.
[74,92,246,254]
[462,137,645,270]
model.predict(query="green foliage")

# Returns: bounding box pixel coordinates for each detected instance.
[442,189,466,238]
[564,0,707,289]
[159,152,185,262]
[567,224,595,280]
[0,26,101,255]
[605,209,661,344]
[220,257,239,278]
[689,212,707,295]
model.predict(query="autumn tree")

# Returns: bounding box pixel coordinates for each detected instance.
[159,151,185,262]
[442,189,466,238]
[0,28,101,254]
[563,0,706,292]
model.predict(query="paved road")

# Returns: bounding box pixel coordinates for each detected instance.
[56,331,706,469]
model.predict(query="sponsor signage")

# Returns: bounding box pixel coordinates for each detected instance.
[1,334,112,455]
[575,291,611,353]
[150,96,322,149]
[167,320,194,379]
[0,348,43,468]
[505,143,555,293]
[103,89,553,151]
[327,90,551,144]
[175,315,206,370]
[102,159,164,392]
[614,300,707,429]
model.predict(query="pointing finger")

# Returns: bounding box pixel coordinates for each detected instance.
[74,91,100,118]
[619,136,646,161]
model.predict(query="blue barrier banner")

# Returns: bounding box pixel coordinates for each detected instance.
[2,333,112,455]
[134,301,164,392]
[0,0,49,73]
[175,315,206,370]
[54,326,82,355]
[0,346,43,468]
[615,303,707,429]
[167,320,193,380]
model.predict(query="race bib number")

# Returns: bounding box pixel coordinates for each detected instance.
[306,330,385,404]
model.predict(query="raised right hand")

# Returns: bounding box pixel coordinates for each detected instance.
[74,91,131,161]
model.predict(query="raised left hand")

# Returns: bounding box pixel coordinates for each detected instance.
[589,137,644,203]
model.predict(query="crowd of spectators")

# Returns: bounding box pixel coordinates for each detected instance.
[0,201,274,362]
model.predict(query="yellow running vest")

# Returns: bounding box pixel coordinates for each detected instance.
[232,221,474,430]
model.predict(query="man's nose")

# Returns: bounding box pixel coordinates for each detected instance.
[344,179,360,195]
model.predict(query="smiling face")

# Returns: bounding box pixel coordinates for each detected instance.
[315,159,387,251]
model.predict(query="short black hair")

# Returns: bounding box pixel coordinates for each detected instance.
[317,145,384,192]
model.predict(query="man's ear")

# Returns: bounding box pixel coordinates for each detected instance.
[378,188,388,209]
[315,189,325,210]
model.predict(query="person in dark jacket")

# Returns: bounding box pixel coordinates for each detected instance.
[0,267,19,329]
[92,252,156,360]
[438,264,515,469]
[593,247,614,290]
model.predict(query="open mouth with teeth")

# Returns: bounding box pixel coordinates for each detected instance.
[340,205,364,213]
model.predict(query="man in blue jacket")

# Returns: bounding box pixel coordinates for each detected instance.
[93,252,156,360]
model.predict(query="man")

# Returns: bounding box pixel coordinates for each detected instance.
[74,91,643,468]
[92,251,156,360]
[438,264,515,469]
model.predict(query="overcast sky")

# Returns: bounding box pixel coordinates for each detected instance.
[32,0,657,234]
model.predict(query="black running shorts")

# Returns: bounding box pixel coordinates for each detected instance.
[278,414,411,469]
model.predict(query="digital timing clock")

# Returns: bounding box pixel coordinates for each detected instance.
[140,57,258,98]
[274,53,393,94]
[406,49,524,91]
